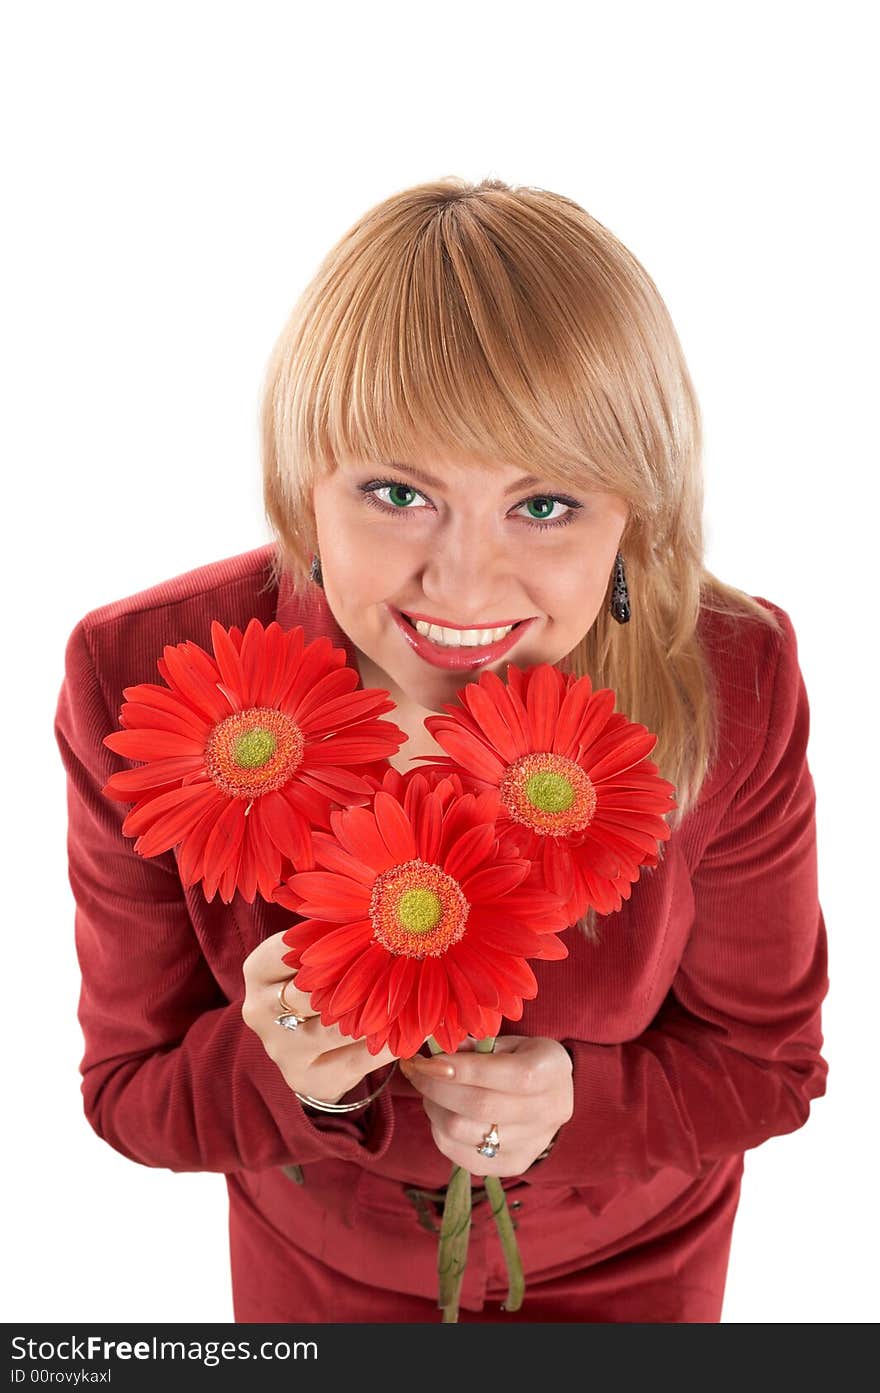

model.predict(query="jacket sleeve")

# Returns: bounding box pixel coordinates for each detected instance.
[54,619,395,1174]
[530,607,828,1188]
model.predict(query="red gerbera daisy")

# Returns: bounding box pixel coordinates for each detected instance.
[101,619,406,904]
[415,664,678,921]
[361,763,478,802]
[274,779,571,1058]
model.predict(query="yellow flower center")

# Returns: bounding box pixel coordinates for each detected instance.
[524,769,575,813]
[233,728,277,768]
[500,751,597,836]
[370,858,469,958]
[205,706,305,798]
[397,886,443,935]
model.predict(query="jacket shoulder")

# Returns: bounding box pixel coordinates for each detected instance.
[696,592,800,799]
[63,543,280,718]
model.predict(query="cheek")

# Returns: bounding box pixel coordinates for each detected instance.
[538,572,604,629]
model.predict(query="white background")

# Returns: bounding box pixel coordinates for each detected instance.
[3,0,876,1324]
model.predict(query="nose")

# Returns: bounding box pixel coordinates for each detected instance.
[418,514,527,623]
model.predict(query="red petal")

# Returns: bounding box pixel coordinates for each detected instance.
[467,939,538,999]
[287,667,358,724]
[298,682,389,731]
[443,953,492,1037]
[301,918,375,968]
[525,664,562,749]
[202,798,246,894]
[587,729,658,782]
[283,916,339,958]
[209,622,247,705]
[282,778,334,826]
[531,933,569,960]
[294,765,375,800]
[104,729,206,760]
[386,954,419,1020]
[327,943,389,1016]
[428,724,507,782]
[443,820,497,883]
[306,733,404,764]
[273,634,336,713]
[468,917,545,956]
[487,668,531,749]
[554,675,595,755]
[414,787,443,864]
[258,625,301,708]
[286,871,371,920]
[461,860,531,904]
[460,680,522,761]
[118,701,212,741]
[416,956,448,1039]
[332,806,394,869]
[258,789,304,859]
[161,643,231,724]
[103,758,207,796]
[238,619,267,708]
[236,821,260,903]
[311,836,377,886]
[135,783,225,859]
[372,791,418,862]
[352,959,396,1036]
[123,780,219,840]
[177,799,226,888]
[571,688,617,754]
[448,942,501,1009]
[120,682,213,738]
[246,799,285,892]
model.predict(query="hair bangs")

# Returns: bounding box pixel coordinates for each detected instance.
[270,183,667,517]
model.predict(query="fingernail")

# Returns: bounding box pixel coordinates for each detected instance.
[405,1057,455,1078]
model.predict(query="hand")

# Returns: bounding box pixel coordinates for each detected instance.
[399,1035,574,1177]
[241,931,398,1105]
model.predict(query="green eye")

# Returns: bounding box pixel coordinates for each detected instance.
[525,498,555,520]
[387,483,418,508]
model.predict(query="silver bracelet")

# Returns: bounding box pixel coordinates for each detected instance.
[294,1059,399,1114]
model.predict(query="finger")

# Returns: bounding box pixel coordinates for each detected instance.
[421,1097,531,1170]
[403,1039,540,1094]
[269,997,379,1058]
[269,972,319,1022]
[244,929,302,986]
[400,1068,534,1124]
[304,1037,399,1097]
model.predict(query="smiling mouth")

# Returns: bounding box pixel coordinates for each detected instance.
[397,610,529,648]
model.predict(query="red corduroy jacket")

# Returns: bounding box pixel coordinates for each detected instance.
[54,544,829,1321]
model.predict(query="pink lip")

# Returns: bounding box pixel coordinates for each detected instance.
[388,606,536,671]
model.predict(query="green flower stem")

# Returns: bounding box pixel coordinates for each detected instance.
[472,1035,525,1312]
[483,1175,525,1312]
[427,1036,472,1321]
[436,1164,472,1322]
[426,1034,526,1317]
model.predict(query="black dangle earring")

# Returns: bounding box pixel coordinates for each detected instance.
[309,553,323,588]
[609,551,630,623]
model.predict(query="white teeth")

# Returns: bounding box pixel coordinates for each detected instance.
[412,619,516,647]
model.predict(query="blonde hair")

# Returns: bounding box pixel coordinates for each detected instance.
[260,175,783,941]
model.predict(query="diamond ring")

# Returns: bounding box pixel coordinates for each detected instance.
[476,1123,501,1158]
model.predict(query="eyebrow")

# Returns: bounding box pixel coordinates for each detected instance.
[384,462,545,496]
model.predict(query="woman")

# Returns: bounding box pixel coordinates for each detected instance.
[55,176,828,1323]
